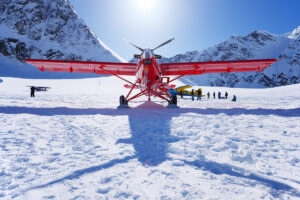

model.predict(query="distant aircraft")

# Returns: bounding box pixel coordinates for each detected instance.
[169,85,203,97]
[27,86,51,92]
[26,38,277,107]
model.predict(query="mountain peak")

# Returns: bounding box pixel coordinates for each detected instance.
[0,0,125,77]
[0,0,124,62]
[288,25,300,39]
[244,30,275,43]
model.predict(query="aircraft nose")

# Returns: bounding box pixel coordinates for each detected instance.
[143,50,152,60]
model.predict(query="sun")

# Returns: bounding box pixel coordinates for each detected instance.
[137,0,153,10]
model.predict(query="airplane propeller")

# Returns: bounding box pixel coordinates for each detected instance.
[126,38,174,59]
[124,39,144,51]
[152,38,174,51]
[125,38,174,52]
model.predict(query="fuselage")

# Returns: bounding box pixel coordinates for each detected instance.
[136,49,162,96]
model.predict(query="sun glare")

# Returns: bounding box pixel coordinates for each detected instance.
[137,0,153,10]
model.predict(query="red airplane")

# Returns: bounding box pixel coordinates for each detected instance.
[26,38,277,107]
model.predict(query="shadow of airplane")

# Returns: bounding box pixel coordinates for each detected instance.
[1,104,300,117]
[183,158,300,198]
[1,103,299,196]
[25,155,136,192]
[2,103,299,166]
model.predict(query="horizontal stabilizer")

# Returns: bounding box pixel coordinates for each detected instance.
[124,84,138,89]
[159,84,176,90]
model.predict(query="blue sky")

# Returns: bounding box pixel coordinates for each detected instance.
[69,0,300,61]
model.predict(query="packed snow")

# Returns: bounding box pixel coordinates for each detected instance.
[0,76,300,199]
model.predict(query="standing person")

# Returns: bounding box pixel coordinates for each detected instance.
[191,89,194,101]
[30,86,36,97]
[207,92,210,99]
[180,90,183,99]
[218,91,221,99]
[197,89,201,100]
[225,92,228,99]
[213,92,215,99]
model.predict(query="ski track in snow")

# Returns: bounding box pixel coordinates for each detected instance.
[0,77,300,199]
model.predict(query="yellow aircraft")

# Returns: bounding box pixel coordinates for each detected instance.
[170,85,205,96]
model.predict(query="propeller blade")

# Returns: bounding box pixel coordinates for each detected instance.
[124,39,144,51]
[152,38,174,51]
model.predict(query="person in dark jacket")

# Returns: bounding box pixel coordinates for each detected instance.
[232,95,237,102]
[30,86,36,97]
[213,92,215,99]
[197,89,201,100]
[191,89,194,101]
[180,90,183,98]
[225,92,228,99]
[207,92,210,99]
[218,91,221,99]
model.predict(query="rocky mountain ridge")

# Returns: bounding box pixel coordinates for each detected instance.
[157,26,300,87]
[0,0,123,78]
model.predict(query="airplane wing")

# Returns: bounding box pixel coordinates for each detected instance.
[26,59,137,76]
[160,59,277,76]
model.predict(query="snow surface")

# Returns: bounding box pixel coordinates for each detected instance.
[0,76,300,199]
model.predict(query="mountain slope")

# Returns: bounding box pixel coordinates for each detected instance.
[0,0,124,78]
[160,26,300,88]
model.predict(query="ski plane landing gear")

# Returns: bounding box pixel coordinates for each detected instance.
[118,79,178,108]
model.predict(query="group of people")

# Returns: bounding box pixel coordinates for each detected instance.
[179,89,236,102]
[207,91,236,101]
[207,91,228,99]
[179,89,203,101]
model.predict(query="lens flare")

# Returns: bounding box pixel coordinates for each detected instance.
[137,0,153,10]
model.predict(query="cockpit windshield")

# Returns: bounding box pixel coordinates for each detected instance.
[143,50,152,59]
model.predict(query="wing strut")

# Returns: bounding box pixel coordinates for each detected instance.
[150,89,170,102]
[125,82,138,100]
[99,66,135,85]
[126,89,148,102]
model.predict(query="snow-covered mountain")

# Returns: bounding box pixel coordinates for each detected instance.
[158,26,300,88]
[0,0,124,78]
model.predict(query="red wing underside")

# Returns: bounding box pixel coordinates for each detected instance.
[160,59,277,76]
[25,59,137,76]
